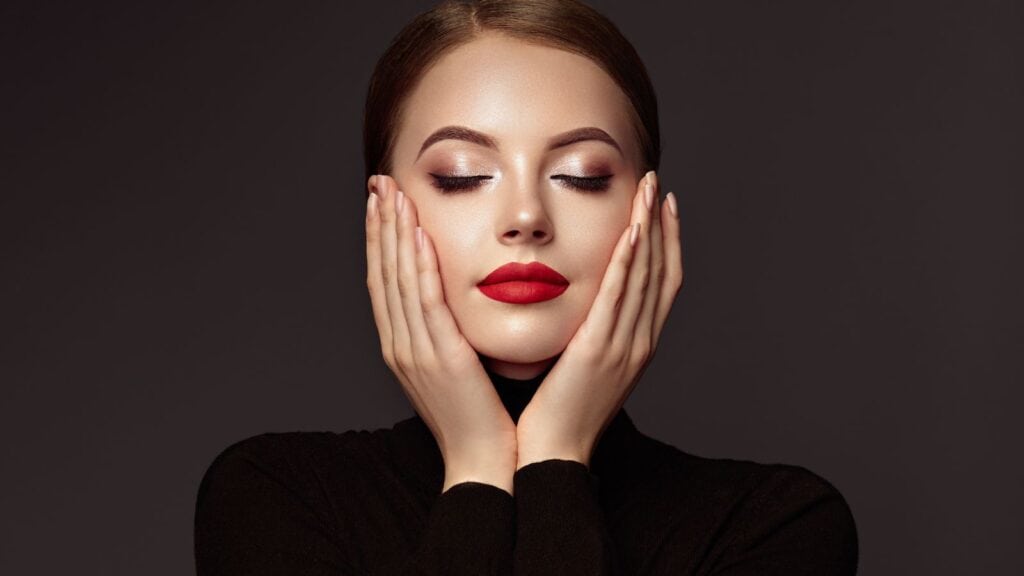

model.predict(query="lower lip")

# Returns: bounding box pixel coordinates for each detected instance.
[478,281,568,304]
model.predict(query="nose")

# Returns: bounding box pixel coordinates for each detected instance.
[497,179,554,246]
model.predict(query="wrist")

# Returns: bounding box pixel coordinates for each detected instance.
[443,461,516,495]
[516,444,591,471]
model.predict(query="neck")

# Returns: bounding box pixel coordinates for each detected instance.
[481,355,558,380]
[483,361,555,424]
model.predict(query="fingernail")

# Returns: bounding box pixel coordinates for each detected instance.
[644,180,654,210]
[415,226,424,252]
[367,192,378,218]
[667,191,678,217]
[396,190,405,214]
[629,222,640,247]
[377,176,389,200]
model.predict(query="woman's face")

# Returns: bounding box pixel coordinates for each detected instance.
[384,33,643,379]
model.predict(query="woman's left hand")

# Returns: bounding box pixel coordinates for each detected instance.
[516,171,683,469]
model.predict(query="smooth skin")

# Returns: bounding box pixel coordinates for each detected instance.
[366,173,681,491]
[366,176,520,494]
[364,34,683,495]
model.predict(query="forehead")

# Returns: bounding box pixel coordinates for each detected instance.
[395,33,638,160]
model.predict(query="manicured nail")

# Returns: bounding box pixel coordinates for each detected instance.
[667,191,678,217]
[415,226,424,252]
[629,222,640,247]
[396,190,405,214]
[367,192,378,218]
[377,176,389,201]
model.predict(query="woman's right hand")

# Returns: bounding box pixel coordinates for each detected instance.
[366,174,518,495]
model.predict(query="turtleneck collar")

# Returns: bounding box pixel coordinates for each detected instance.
[386,365,650,497]
[485,363,551,424]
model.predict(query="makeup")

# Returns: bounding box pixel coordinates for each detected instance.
[478,262,569,304]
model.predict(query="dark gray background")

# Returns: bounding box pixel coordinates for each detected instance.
[2,0,1020,573]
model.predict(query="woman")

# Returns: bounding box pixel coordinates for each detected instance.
[194,1,858,574]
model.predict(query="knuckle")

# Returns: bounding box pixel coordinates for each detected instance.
[415,354,438,374]
[607,342,628,362]
[420,291,440,313]
[655,264,667,285]
[672,270,684,291]
[393,350,413,373]
[633,339,652,363]
[637,267,651,290]
[396,275,411,297]
[611,291,625,313]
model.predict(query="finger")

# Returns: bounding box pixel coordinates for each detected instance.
[579,199,641,343]
[394,190,434,357]
[635,172,664,355]
[365,180,393,359]
[376,176,412,370]
[653,190,684,339]
[416,226,468,356]
[612,171,656,350]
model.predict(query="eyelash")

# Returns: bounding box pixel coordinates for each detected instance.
[428,174,613,193]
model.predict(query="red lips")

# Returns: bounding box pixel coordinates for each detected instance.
[478,262,569,304]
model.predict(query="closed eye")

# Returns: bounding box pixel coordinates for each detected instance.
[551,174,613,192]
[428,173,613,193]
[429,174,493,193]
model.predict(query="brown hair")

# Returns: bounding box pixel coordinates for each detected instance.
[362,0,660,183]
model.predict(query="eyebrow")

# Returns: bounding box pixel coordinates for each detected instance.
[416,125,622,159]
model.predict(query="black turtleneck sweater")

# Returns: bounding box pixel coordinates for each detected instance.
[194,370,858,575]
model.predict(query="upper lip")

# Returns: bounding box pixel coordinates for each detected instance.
[479,262,569,286]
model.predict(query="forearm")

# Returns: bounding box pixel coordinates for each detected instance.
[512,459,620,576]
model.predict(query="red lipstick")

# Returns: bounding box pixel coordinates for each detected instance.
[478,262,569,304]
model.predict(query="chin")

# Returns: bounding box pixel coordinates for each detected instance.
[463,316,575,366]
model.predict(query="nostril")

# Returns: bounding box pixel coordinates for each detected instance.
[502,229,548,241]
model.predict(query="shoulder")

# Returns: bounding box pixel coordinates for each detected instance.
[638,441,859,574]
[644,438,854,521]
[195,428,392,518]
[680,448,853,514]
[706,455,858,541]
[198,429,374,482]
[194,430,401,572]
[200,429,383,467]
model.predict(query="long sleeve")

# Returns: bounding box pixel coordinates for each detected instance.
[511,458,858,576]
[193,415,858,575]
[194,434,515,575]
[512,459,620,575]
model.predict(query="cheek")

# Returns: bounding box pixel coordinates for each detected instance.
[431,240,473,299]
[417,207,486,294]
[564,203,632,284]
